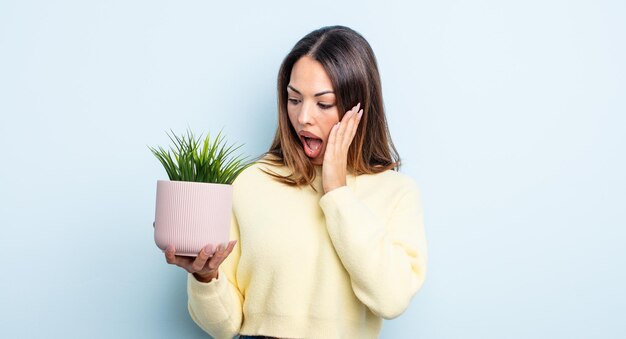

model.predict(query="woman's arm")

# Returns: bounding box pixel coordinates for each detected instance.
[187,210,244,339]
[319,177,428,319]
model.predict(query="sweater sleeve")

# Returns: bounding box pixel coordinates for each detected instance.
[318,178,428,319]
[186,209,243,339]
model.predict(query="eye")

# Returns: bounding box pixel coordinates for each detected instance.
[318,103,334,110]
[288,98,300,105]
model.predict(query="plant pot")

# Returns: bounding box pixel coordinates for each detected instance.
[154,180,232,257]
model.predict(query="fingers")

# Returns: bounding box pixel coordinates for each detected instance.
[164,245,178,265]
[164,244,194,270]
[336,102,363,152]
[336,103,357,140]
[207,241,237,271]
[191,244,214,272]
[342,106,363,150]
[164,241,238,275]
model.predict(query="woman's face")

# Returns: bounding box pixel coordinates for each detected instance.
[287,55,340,165]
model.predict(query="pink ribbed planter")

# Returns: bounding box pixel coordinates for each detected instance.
[154,180,232,257]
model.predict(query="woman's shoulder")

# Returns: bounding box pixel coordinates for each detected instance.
[359,166,415,182]
[231,158,288,185]
[358,168,420,195]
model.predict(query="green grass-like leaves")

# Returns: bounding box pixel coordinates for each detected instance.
[147,127,254,184]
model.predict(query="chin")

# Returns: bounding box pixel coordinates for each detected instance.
[309,157,322,165]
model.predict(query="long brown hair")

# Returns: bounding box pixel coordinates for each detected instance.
[253,25,402,191]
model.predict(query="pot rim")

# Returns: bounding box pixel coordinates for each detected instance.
[156,179,232,186]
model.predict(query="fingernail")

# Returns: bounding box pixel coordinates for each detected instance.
[165,244,174,253]
[203,245,212,255]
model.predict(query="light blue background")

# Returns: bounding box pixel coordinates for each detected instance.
[1,0,624,338]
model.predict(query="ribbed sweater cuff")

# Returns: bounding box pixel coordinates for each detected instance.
[187,270,228,300]
[319,185,352,211]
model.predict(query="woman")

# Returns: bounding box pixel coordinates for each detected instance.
[164,25,428,339]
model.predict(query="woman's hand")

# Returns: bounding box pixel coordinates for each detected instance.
[322,102,363,194]
[164,241,237,283]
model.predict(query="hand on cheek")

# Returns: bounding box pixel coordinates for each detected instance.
[322,102,363,194]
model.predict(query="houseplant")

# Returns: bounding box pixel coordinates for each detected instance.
[148,127,253,256]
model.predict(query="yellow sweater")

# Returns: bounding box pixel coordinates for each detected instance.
[186,160,428,339]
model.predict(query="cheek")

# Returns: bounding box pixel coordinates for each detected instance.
[324,113,339,134]
[330,108,340,124]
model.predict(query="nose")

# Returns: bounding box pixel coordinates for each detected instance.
[297,101,314,126]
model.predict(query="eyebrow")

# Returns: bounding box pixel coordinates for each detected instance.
[287,85,334,97]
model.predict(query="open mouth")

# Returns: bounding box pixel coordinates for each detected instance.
[300,135,323,158]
